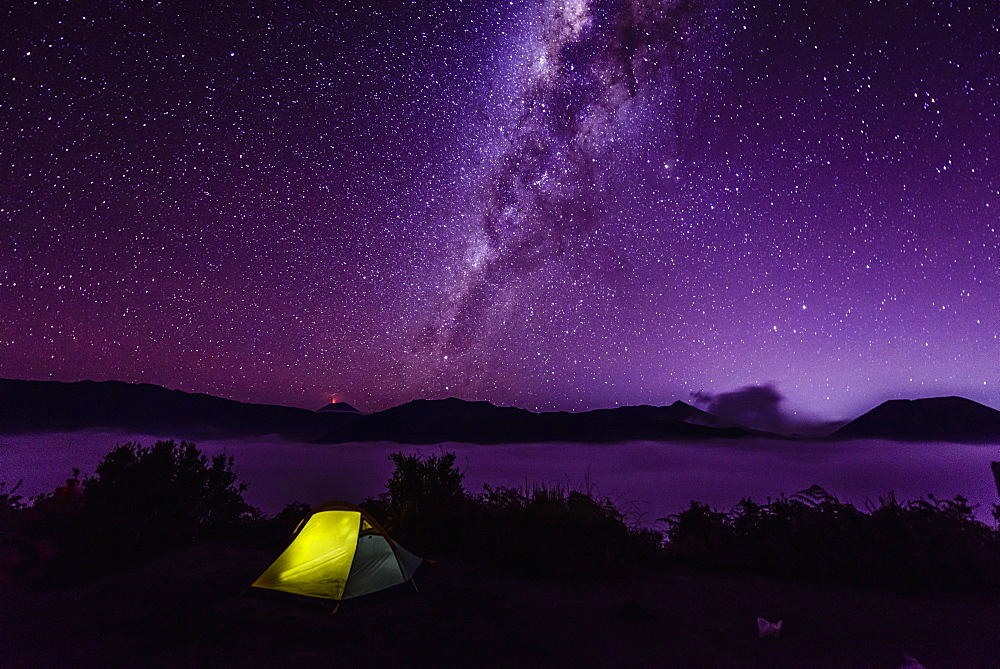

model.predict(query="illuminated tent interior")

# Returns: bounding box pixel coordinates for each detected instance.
[252,501,423,606]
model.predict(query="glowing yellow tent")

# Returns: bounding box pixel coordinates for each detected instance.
[252,502,423,605]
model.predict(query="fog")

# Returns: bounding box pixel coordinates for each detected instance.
[2,431,997,525]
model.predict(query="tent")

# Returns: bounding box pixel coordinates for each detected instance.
[252,501,423,606]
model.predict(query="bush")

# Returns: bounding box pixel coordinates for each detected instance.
[363,451,474,555]
[83,440,257,538]
[47,440,259,579]
[661,486,1000,590]
[0,480,25,513]
[365,451,661,579]
[663,501,732,565]
[865,493,997,589]
[0,479,39,581]
[240,501,315,548]
[478,483,662,579]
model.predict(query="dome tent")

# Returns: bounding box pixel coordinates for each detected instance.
[252,501,423,609]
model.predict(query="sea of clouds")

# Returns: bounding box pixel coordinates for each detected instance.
[2,431,997,526]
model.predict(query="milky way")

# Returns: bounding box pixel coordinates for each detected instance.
[427,0,716,358]
[2,0,997,419]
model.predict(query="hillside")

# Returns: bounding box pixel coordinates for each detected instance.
[318,397,753,444]
[0,379,354,440]
[4,379,999,444]
[831,396,1000,443]
[0,379,754,443]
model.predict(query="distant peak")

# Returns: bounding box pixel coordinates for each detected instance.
[831,395,1000,442]
[317,401,359,414]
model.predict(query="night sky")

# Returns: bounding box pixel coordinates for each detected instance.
[2,0,997,421]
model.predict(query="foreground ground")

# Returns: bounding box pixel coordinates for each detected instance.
[2,542,998,667]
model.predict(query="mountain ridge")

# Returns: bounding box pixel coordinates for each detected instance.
[830,396,1000,443]
[1,378,998,444]
[0,378,347,440]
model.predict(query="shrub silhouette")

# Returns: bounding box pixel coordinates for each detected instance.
[0,479,25,513]
[865,493,997,589]
[363,451,474,555]
[9,443,998,589]
[365,451,659,578]
[0,479,40,581]
[478,483,662,579]
[48,440,259,579]
[243,501,315,547]
[664,501,732,565]
[385,451,465,504]
[662,485,1000,590]
[84,440,256,537]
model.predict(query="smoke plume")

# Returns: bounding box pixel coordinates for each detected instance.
[692,384,787,432]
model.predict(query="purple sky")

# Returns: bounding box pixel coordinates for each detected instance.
[2,0,997,420]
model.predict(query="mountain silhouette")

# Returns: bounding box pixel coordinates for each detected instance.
[0,379,749,443]
[4,379,996,444]
[316,397,751,444]
[316,401,360,414]
[0,379,356,440]
[830,396,1000,443]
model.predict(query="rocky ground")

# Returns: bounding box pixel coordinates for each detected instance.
[3,542,999,667]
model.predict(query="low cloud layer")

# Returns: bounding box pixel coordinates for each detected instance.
[2,431,995,526]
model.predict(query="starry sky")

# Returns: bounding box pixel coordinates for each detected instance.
[2,0,997,421]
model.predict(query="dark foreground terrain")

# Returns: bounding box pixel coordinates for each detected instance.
[2,542,998,668]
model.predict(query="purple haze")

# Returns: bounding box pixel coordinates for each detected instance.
[2,432,997,525]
